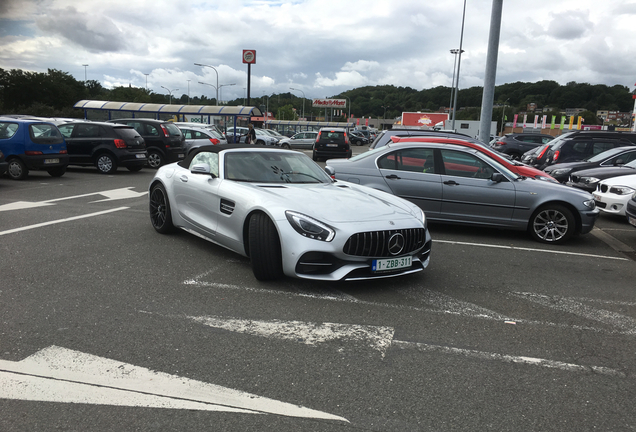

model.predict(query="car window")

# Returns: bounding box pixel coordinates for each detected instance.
[74,123,101,138]
[541,137,553,143]
[189,151,219,176]
[378,148,436,173]
[29,123,64,144]
[592,141,621,155]
[58,124,75,138]
[570,142,589,154]
[440,149,494,179]
[146,124,160,136]
[0,122,19,139]
[164,123,181,137]
[225,151,329,183]
[125,122,145,134]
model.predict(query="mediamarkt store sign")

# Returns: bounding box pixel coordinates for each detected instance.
[312,98,347,108]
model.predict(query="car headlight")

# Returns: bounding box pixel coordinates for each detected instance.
[285,211,335,241]
[581,177,600,185]
[534,175,559,183]
[609,186,636,195]
[583,199,596,209]
[551,168,572,176]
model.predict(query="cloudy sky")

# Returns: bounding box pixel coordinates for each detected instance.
[1,0,635,103]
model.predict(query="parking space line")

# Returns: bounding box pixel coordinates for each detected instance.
[434,239,629,261]
[0,207,129,236]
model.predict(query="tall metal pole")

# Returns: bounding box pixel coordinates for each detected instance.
[290,88,305,120]
[82,64,88,81]
[478,0,504,144]
[451,0,467,131]
[194,63,219,105]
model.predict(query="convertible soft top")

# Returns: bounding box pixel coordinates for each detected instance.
[178,144,281,168]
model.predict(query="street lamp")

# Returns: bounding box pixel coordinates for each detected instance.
[290,87,305,120]
[143,73,149,89]
[345,97,351,119]
[451,0,467,131]
[199,81,217,104]
[194,63,219,104]
[82,64,88,82]
[187,80,191,105]
[160,86,178,104]
[219,83,235,105]
[382,105,390,120]
[449,48,464,118]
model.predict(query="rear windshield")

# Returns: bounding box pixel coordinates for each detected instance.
[163,123,182,137]
[114,127,142,140]
[29,123,64,145]
[319,131,345,141]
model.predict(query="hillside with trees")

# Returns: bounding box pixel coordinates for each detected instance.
[0,68,633,128]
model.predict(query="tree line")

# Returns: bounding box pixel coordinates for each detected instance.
[1,68,632,127]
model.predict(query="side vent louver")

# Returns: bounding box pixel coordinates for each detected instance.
[220,199,235,215]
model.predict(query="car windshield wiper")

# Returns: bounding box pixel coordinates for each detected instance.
[280,171,323,183]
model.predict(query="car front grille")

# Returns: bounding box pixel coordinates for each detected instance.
[599,184,609,193]
[343,228,426,257]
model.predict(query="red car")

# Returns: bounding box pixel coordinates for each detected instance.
[391,137,557,182]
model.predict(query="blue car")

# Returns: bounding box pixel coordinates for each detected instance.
[0,118,69,180]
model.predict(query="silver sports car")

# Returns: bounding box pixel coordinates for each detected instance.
[326,141,600,244]
[149,145,432,281]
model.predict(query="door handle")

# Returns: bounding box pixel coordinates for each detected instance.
[180,175,188,182]
[385,174,401,180]
[443,180,459,186]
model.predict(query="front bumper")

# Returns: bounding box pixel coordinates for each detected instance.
[593,191,631,216]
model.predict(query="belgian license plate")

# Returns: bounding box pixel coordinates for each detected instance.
[326,143,338,147]
[593,193,602,202]
[44,158,59,164]
[135,153,146,159]
[372,256,412,272]
[178,154,185,159]
[629,216,636,227]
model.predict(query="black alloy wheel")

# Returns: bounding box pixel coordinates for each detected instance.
[149,184,175,234]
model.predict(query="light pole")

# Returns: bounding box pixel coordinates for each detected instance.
[290,87,305,120]
[449,48,464,117]
[194,63,219,104]
[263,94,269,122]
[187,80,191,104]
[160,86,178,104]
[345,97,351,119]
[143,73,149,89]
[382,105,390,120]
[243,88,246,105]
[500,98,510,135]
[82,64,88,81]
[199,81,217,104]
[219,83,235,105]
[451,0,467,131]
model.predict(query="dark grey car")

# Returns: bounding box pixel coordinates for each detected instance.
[325,141,599,244]
[490,133,554,160]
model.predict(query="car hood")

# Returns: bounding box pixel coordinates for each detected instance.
[598,173,636,187]
[251,182,420,224]
[544,161,595,173]
[572,166,636,179]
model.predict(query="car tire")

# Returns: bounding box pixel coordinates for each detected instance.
[529,204,575,244]
[47,166,66,177]
[281,143,291,149]
[248,212,283,281]
[312,152,320,162]
[7,158,28,180]
[147,150,164,169]
[95,153,117,174]
[255,140,265,145]
[127,165,144,172]
[149,183,175,234]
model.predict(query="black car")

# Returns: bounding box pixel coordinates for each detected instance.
[312,127,352,161]
[543,146,636,183]
[108,119,185,168]
[490,133,554,160]
[349,130,369,146]
[567,159,636,192]
[58,121,147,174]
[532,130,636,169]
[626,192,636,228]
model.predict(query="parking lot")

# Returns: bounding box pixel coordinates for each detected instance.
[1,148,635,431]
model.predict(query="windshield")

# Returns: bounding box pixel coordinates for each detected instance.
[224,150,332,184]
[625,159,636,169]
[586,147,627,162]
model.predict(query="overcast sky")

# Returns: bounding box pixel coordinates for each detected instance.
[1,0,635,103]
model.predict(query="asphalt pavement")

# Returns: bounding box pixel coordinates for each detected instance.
[1,151,635,431]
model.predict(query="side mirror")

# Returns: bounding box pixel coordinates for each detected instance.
[324,165,336,179]
[191,163,215,178]
[491,172,505,183]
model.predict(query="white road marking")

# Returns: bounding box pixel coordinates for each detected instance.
[0,346,348,422]
[172,314,628,378]
[187,315,395,357]
[392,340,626,378]
[510,292,636,336]
[434,239,630,261]
[0,207,129,236]
[0,187,147,212]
